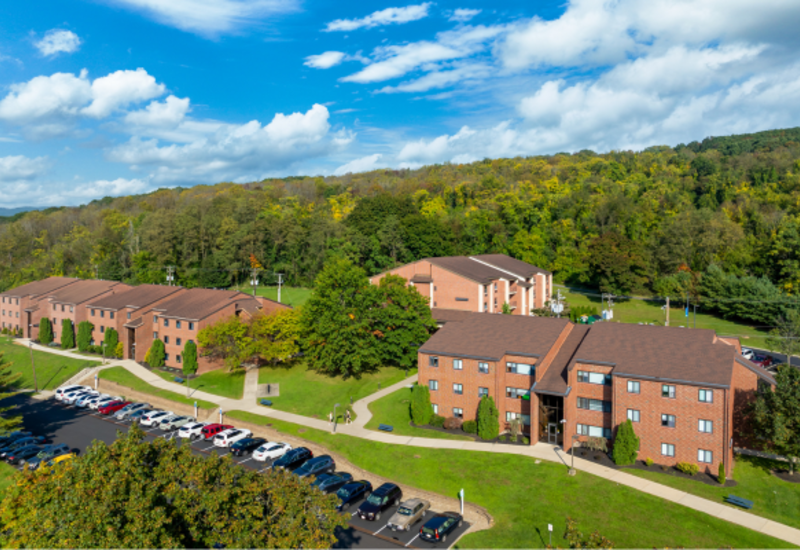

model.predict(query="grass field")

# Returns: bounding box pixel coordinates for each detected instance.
[626,454,800,531]
[560,287,773,350]
[257,362,416,420]
[231,285,312,308]
[0,337,96,391]
[226,411,788,549]
[98,366,217,410]
[151,368,245,400]
[364,385,471,441]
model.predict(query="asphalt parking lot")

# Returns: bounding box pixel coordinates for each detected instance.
[2,394,470,549]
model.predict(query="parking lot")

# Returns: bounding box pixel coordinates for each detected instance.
[3,394,470,549]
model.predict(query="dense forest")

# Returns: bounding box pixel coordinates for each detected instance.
[3,127,800,319]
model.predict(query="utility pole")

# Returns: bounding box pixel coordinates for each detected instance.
[665,296,670,327]
[28,342,38,393]
[277,273,283,304]
[166,266,175,287]
[250,268,260,297]
[555,289,563,318]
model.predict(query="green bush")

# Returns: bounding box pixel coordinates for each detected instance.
[103,328,119,356]
[476,395,499,440]
[645,457,654,467]
[77,321,93,352]
[676,462,700,476]
[461,420,477,434]
[114,342,124,359]
[183,341,198,377]
[612,419,639,465]
[39,318,53,345]
[522,437,530,444]
[718,462,726,485]
[61,319,75,350]
[428,415,445,428]
[148,340,166,368]
[410,383,432,425]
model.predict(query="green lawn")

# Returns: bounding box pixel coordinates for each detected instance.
[98,366,217,410]
[626,454,800,531]
[231,285,312,308]
[364,386,471,441]
[0,336,96,391]
[151,368,245,400]
[226,411,788,549]
[257,362,416,420]
[560,287,773,350]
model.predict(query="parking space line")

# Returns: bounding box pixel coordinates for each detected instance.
[351,511,359,516]
[405,533,420,547]
[237,457,253,464]
[373,525,388,536]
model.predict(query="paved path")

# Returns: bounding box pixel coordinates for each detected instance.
[16,339,800,547]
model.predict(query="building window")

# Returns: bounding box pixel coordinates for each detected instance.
[577,371,611,385]
[453,408,463,419]
[100,326,105,333]
[153,315,158,323]
[661,414,676,428]
[153,332,158,339]
[189,322,194,330]
[100,310,105,318]
[577,398,612,412]
[164,319,169,327]
[698,449,713,463]
[429,356,439,367]
[453,359,463,370]
[698,419,713,433]
[506,387,529,399]
[478,362,489,374]
[506,412,532,425]
[484,302,488,311]
[453,383,463,395]
[494,283,498,291]
[127,312,131,319]
[176,320,182,329]
[506,362,533,375]
[188,339,194,345]
[91,309,95,317]
[432,404,438,415]
[53,304,56,311]
[165,353,169,361]
[164,336,170,344]
[177,338,182,346]
[478,387,489,397]
[627,409,640,422]
[661,443,675,457]
[110,312,114,320]
[177,355,182,363]
[429,380,438,391]
[662,385,676,398]
[576,424,612,438]
[627,380,640,394]
[455,297,469,302]
[61,305,65,312]
[699,389,713,403]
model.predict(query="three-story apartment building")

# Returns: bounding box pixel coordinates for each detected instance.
[0,277,80,336]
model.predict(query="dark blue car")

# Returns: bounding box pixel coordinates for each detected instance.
[419,512,463,544]
[335,480,372,511]
[311,472,352,494]
[0,436,48,458]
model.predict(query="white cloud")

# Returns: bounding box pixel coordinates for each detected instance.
[70,177,151,199]
[0,155,51,182]
[125,95,190,128]
[82,68,166,118]
[35,29,82,56]
[448,8,481,22]
[104,0,298,36]
[378,62,492,93]
[333,153,385,175]
[304,51,347,69]
[325,3,431,32]
[0,71,92,124]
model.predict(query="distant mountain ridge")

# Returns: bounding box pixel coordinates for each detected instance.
[0,207,37,218]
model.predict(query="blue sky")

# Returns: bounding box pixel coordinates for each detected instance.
[2,0,800,207]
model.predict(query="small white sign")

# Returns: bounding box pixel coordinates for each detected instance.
[548,524,553,532]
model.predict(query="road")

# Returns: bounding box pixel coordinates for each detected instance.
[746,346,800,368]
[3,394,470,549]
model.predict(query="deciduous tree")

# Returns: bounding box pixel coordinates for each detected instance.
[0,353,22,433]
[753,365,800,474]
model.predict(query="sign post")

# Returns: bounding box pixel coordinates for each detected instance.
[458,489,464,515]
[548,524,553,547]
[194,401,198,420]
[94,373,98,391]
[219,407,223,424]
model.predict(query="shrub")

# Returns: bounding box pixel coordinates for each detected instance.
[114,342,124,359]
[500,435,507,442]
[676,462,700,476]
[522,437,530,444]
[508,417,523,439]
[585,436,608,453]
[612,419,639,465]
[476,395,499,440]
[718,462,726,485]
[428,415,445,428]
[443,416,462,430]
[148,340,166,368]
[103,328,119,356]
[410,384,432,426]
[39,318,53,345]
[183,341,198,377]
[61,319,75,350]
[461,420,477,434]
[645,457,654,467]
[77,321,93,352]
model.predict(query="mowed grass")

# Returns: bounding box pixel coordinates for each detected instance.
[225,411,789,549]
[560,288,773,350]
[0,336,97,391]
[626,454,800,531]
[151,368,245,400]
[364,386,471,441]
[98,366,217,410]
[257,362,416,420]
[231,285,312,308]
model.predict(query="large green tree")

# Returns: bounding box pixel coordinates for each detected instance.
[60,319,75,350]
[753,365,800,474]
[182,340,198,377]
[103,328,119,356]
[0,425,347,548]
[38,318,53,346]
[147,340,165,368]
[76,321,93,352]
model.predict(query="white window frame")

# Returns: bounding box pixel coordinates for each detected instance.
[453,383,463,395]
[478,387,489,398]
[432,404,438,415]
[478,362,489,374]
[453,359,463,370]
[698,419,713,433]
[661,443,675,457]
[699,389,713,403]
[698,449,713,463]
[662,385,676,398]
[627,409,640,422]
[429,380,438,391]
[661,414,676,428]
[453,408,463,418]
[627,380,640,394]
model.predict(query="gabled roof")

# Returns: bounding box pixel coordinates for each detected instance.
[472,254,552,277]
[534,325,589,396]
[427,256,510,285]
[0,277,80,299]
[45,280,127,306]
[86,284,183,311]
[151,288,259,321]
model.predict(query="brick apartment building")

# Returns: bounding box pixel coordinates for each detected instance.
[370,254,552,315]
[84,285,186,359]
[418,314,774,476]
[1,277,80,336]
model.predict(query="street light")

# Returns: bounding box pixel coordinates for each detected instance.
[28,341,38,393]
[333,403,341,433]
[570,435,580,476]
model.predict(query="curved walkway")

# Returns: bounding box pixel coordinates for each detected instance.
[16,338,800,547]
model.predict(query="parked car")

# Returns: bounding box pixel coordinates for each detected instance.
[312,472,353,494]
[90,397,118,410]
[155,413,180,427]
[752,354,774,368]
[419,512,463,544]
[40,453,74,473]
[201,424,233,440]
[126,409,152,423]
[741,348,755,361]
[177,422,208,440]
[24,443,71,470]
[98,400,129,415]
[6,444,45,465]
[64,391,96,405]
[0,436,49,458]
[141,410,172,427]
[230,437,267,457]
[357,483,402,521]
[336,480,372,511]
[0,431,31,447]
[388,498,431,532]
[271,447,313,471]
[293,455,335,479]
[253,442,291,462]
[214,429,252,448]
[115,403,150,421]
[160,416,193,431]
[55,385,90,402]
[78,394,109,408]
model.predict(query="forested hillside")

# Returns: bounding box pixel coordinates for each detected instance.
[3,127,800,317]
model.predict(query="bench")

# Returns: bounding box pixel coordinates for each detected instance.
[174,377,184,384]
[726,495,754,509]
[260,399,273,406]
[378,424,394,432]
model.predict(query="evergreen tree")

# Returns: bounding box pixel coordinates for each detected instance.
[183,340,198,377]
[477,395,499,440]
[76,321,93,352]
[612,419,639,465]
[60,319,74,350]
[103,328,119,357]
[148,340,165,368]
[410,383,432,425]
[501,302,512,314]
[38,318,53,345]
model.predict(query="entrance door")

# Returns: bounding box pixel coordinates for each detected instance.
[547,423,558,444]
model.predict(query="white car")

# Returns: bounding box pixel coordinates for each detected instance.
[90,396,119,410]
[77,393,106,408]
[213,428,252,448]
[64,390,97,405]
[178,422,208,440]
[252,442,292,462]
[55,385,90,402]
[741,348,755,361]
[140,410,172,427]
[160,415,193,431]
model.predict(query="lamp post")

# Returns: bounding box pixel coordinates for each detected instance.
[28,341,38,393]
[333,403,340,433]
[570,435,579,476]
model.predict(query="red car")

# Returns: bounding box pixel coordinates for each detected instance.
[98,401,130,415]
[201,424,233,440]
[752,355,773,368]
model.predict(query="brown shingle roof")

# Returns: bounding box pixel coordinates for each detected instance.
[1,277,79,299]
[86,284,183,311]
[534,325,590,395]
[431,308,478,324]
[427,256,510,284]
[410,274,433,283]
[45,280,128,306]
[152,288,259,321]
[472,254,551,277]
[420,313,571,361]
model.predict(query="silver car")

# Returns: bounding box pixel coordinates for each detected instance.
[160,415,193,431]
[115,403,150,421]
[387,498,431,532]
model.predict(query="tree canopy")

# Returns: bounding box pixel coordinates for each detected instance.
[753,365,800,473]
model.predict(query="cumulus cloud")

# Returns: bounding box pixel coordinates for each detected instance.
[325,3,431,32]
[0,155,51,182]
[333,153,385,175]
[104,0,298,36]
[35,29,82,56]
[448,8,481,22]
[378,62,492,93]
[304,51,347,69]
[69,177,151,199]
[125,95,191,128]
[82,69,165,118]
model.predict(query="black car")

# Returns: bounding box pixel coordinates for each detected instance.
[357,482,402,521]
[6,444,43,465]
[271,447,313,471]
[312,472,353,494]
[419,512,463,544]
[293,455,335,478]
[230,437,267,457]
[0,431,31,447]
[336,480,372,511]
[0,436,48,458]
